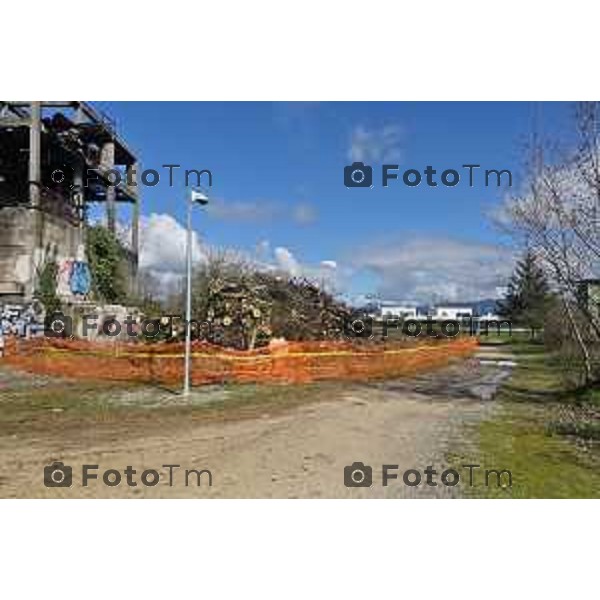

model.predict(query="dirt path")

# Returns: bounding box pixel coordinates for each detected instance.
[0,353,513,498]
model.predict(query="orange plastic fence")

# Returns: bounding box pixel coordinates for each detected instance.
[3,337,478,385]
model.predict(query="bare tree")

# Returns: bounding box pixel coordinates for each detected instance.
[502,102,600,384]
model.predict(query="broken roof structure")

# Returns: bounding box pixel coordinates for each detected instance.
[0,101,140,299]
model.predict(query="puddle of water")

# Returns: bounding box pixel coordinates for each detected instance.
[479,359,518,368]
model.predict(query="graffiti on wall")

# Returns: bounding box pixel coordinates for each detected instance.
[57,259,91,297]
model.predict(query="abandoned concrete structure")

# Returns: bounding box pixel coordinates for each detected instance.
[0,101,140,301]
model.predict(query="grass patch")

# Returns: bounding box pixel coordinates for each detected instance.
[0,375,145,436]
[0,365,345,439]
[450,339,600,498]
[452,404,600,498]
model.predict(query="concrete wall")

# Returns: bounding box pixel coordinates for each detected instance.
[0,205,84,299]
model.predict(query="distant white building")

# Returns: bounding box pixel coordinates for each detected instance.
[380,302,418,319]
[432,305,473,320]
[378,300,504,321]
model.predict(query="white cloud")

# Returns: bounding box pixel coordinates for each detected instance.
[110,213,509,305]
[272,246,340,291]
[134,214,338,295]
[320,260,337,269]
[351,237,513,302]
[138,213,206,275]
[274,246,301,277]
[348,124,403,164]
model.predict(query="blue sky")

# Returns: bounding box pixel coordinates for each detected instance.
[95,101,575,303]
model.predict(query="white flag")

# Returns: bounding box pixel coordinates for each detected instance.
[190,189,209,205]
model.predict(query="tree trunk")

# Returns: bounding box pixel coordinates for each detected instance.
[561,294,594,385]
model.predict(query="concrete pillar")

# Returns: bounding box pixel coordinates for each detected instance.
[28,101,41,208]
[73,103,87,250]
[131,162,140,260]
[73,161,83,209]
[28,101,42,299]
[73,159,85,243]
[29,101,42,247]
[101,141,116,233]
[73,102,84,226]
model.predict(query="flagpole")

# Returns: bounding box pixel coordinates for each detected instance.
[184,189,193,396]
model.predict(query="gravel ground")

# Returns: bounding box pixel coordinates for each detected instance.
[0,349,513,498]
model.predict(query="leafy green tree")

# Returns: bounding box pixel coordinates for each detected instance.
[500,251,552,328]
[35,259,62,314]
[86,225,126,303]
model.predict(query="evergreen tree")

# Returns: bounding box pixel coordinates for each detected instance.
[500,251,551,327]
